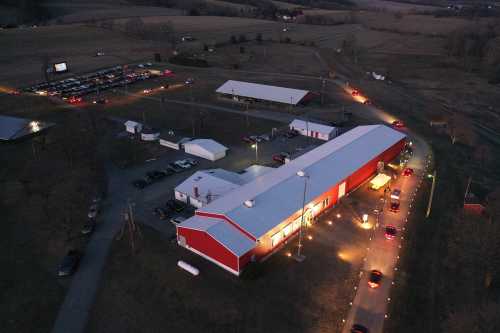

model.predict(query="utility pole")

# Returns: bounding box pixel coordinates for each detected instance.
[320,78,326,105]
[118,199,143,253]
[426,170,437,218]
[294,170,308,262]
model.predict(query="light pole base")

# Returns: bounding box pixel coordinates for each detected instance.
[292,254,306,262]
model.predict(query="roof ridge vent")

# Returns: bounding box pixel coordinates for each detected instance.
[244,199,255,208]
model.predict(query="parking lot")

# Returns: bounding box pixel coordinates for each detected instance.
[24,63,162,104]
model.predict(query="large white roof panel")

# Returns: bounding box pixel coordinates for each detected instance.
[216,80,309,105]
[201,125,406,238]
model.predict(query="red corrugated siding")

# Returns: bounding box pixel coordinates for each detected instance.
[242,138,406,267]
[347,139,406,192]
[177,227,239,272]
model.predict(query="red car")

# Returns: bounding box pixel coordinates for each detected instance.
[68,96,82,104]
[390,200,400,213]
[385,225,397,240]
[368,270,382,288]
[163,69,174,77]
[242,136,256,144]
[392,120,405,128]
[273,154,286,163]
[403,167,414,177]
[351,89,360,96]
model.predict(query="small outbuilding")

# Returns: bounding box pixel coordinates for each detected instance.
[184,139,228,161]
[141,127,160,141]
[159,132,192,150]
[289,119,338,141]
[124,120,143,134]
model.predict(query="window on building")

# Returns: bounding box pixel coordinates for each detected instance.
[271,232,282,247]
[323,197,329,208]
[292,216,302,231]
[283,224,292,237]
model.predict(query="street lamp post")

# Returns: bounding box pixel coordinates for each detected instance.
[251,142,258,162]
[294,170,308,262]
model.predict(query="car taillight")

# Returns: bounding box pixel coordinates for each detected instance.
[368,281,379,288]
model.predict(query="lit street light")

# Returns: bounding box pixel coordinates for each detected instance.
[294,170,308,262]
[251,142,258,162]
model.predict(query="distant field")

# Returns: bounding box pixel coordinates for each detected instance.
[47,5,182,24]
[204,0,256,10]
[352,0,442,12]
[356,11,482,36]
[0,25,158,86]
[271,0,301,9]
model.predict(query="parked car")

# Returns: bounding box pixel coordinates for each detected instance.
[185,77,194,85]
[167,163,184,173]
[81,219,96,235]
[351,324,369,333]
[132,179,148,189]
[92,98,108,104]
[402,167,414,177]
[153,207,169,220]
[242,136,256,144]
[284,129,299,138]
[384,225,397,240]
[184,158,198,166]
[174,160,192,169]
[146,170,167,181]
[259,134,271,141]
[368,269,382,288]
[87,203,99,219]
[273,154,286,164]
[170,216,186,225]
[390,200,400,213]
[57,250,82,277]
[249,135,262,142]
[392,120,404,128]
[166,199,184,212]
[390,189,401,200]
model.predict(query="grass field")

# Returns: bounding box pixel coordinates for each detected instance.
[86,217,361,333]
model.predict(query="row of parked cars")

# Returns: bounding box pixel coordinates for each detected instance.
[132,158,198,189]
[242,129,299,145]
[57,196,102,277]
[25,63,154,103]
[153,199,187,225]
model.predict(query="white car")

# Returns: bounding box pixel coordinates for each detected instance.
[174,160,192,169]
[87,203,99,219]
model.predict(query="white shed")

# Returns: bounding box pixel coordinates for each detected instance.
[124,120,143,134]
[141,128,160,141]
[289,119,338,141]
[159,133,192,150]
[184,139,228,161]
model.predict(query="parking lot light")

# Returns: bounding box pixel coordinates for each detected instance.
[307,235,313,240]
[336,213,342,218]
[327,220,333,225]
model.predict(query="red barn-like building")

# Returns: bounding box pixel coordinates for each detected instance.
[177,125,407,275]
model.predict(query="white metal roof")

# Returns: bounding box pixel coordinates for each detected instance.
[124,120,141,127]
[184,139,228,154]
[175,170,242,205]
[0,115,53,141]
[239,165,274,184]
[201,125,406,239]
[290,119,336,135]
[178,216,255,256]
[216,80,309,105]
